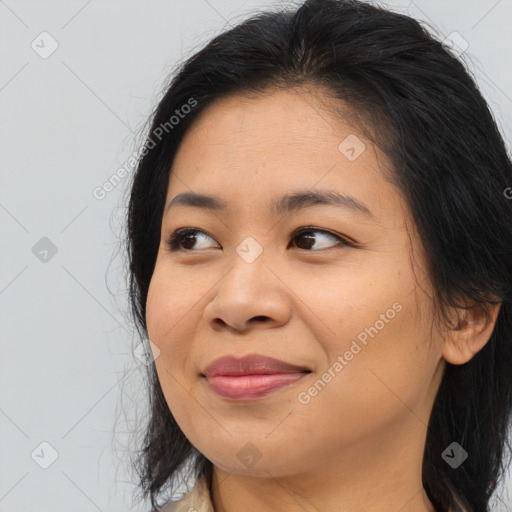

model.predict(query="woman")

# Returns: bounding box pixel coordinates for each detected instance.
[126,1,512,511]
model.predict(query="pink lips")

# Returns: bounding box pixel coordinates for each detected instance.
[202,354,311,401]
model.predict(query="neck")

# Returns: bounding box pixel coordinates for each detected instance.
[210,417,436,512]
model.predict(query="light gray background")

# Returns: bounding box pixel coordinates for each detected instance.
[1,1,511,511]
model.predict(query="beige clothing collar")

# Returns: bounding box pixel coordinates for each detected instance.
[157,475,450,512]
[158,474,214,512]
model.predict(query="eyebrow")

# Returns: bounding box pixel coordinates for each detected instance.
[166,189,374,219]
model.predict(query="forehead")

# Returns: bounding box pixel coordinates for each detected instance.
[167,88,404,226]
[176,86,359,155]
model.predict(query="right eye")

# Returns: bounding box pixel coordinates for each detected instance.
[166,228,219,252]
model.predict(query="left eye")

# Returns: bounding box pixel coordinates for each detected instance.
[291,227,350,250]
[166,226,351,252]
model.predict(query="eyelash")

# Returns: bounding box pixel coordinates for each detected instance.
[165,226,355,253]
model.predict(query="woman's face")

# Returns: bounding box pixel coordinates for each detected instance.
[146,87,446,482]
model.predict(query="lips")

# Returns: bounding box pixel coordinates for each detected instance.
[201,354,311,401]
[202,354,310,377]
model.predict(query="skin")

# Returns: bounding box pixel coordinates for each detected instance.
[145,86,501,512]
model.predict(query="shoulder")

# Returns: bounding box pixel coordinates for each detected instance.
[153,474,214,512]
[155,499,186,512]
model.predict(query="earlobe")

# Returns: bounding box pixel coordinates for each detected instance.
[442,301,502,365]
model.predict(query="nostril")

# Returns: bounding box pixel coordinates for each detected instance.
[251,315,269,322]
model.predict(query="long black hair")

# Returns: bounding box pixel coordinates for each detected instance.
[125,1,512,511]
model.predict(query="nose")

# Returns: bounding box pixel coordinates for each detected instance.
[203,251,292,333]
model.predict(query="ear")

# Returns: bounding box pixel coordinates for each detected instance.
[443,298,502,365]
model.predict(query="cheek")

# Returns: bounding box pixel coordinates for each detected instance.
[146,272,202,426]
[145,279,159,340]
[146,264,196,340]
[315,272,435,407]
[145,272,195,380]
[335,305,434,420]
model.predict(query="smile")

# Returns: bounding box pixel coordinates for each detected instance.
[204,372,309,401]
